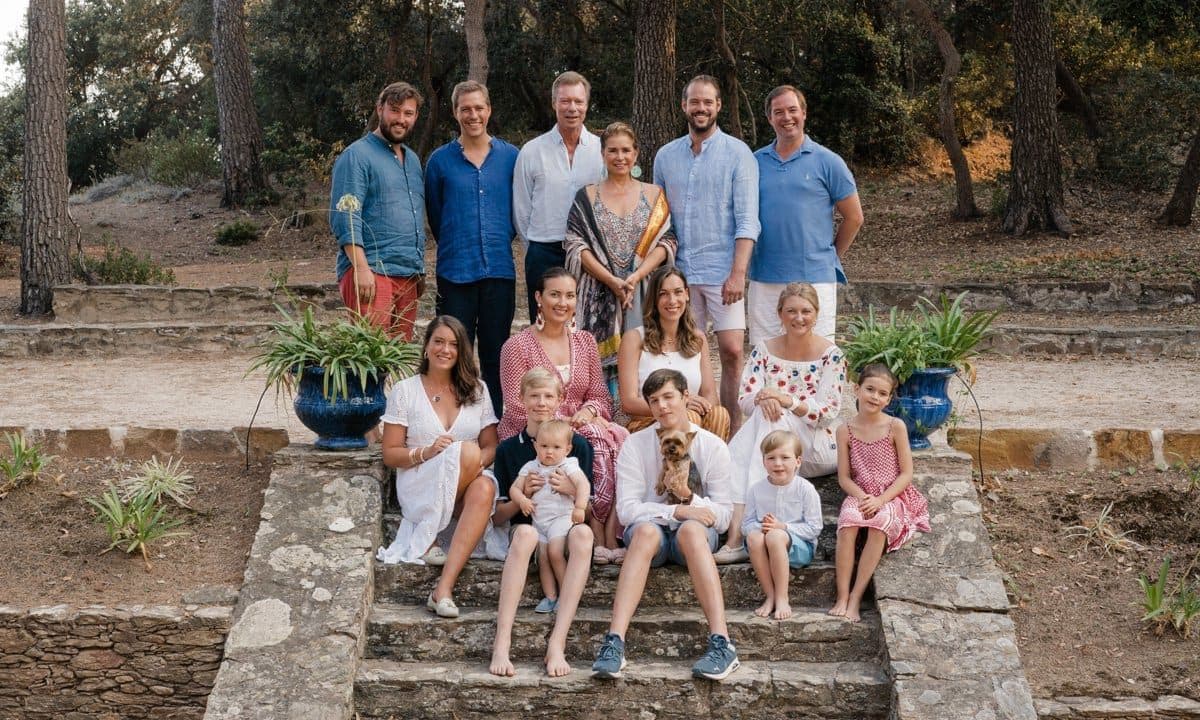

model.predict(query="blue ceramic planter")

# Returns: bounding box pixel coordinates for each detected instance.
[886,366,956,450]
[293,366,387,451]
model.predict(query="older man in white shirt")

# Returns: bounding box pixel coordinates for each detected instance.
[512,71,604,324]
[591,368,740,682]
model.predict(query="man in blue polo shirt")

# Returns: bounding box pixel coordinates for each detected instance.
[750,85,863,343]
[425,80,520,414]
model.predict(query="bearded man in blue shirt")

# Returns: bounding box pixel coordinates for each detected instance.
[425,80,520,415]
[749,85,864,344]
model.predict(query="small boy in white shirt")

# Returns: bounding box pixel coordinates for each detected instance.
[743,430,823,620]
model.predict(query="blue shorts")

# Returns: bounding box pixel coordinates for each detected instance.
[623,521,720,568]
[745,530,815,569]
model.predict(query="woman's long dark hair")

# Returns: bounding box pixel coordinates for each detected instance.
[418,315,482,405]
[641,266,702,358]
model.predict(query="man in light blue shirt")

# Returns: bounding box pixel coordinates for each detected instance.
[653,75,760,441]
[750,85,863,343]
[512,71,604,324]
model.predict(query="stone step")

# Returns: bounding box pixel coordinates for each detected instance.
[354,658,891,720]
[841,279,1199,313]
[374,559,841,609]
[0,319,275,357]
[365,603,881,664]
[982,323,1199,358]
[51,282,342,323]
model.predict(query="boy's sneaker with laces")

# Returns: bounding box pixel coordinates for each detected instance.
[691,633,740,680]
[591,632,627,679]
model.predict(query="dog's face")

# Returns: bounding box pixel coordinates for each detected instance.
[657,428,696,462]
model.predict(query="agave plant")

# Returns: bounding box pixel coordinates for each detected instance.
[119,456,195,508]
[87,487,184,571]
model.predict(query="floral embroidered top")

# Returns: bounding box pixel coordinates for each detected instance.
[737,342,845,430]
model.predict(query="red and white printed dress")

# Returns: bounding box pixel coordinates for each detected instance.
[837,427,931,552]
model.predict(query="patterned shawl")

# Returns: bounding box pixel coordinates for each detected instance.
[564,186,676,368]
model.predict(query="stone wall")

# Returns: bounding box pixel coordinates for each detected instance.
[0,603,231,720]
[0,425,289,461]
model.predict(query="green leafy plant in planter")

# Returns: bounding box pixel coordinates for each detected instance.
[247,305,421,450]
[842,293,999,449]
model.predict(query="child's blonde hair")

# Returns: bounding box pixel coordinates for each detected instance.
[761,429,804,457]
[520,367,563,397]
[535,418,573,444]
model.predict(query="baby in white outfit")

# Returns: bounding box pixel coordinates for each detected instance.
[510,419,591,543]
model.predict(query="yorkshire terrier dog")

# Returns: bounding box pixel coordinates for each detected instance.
[656,428,702,504]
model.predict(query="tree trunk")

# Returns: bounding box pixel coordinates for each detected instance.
[383,0,415,81]
[632,0,677,180]
[464,0,489,84]
[905,0,979,218]
[1054,59,1102,140]
[416,0,441,158]
[1158,129,1200,226]
[712,0,742,140]
[1004,0,1072,235]
[21,0,71,316]
[212,0,270,207]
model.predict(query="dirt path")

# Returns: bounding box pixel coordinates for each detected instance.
[2,355,1196,438]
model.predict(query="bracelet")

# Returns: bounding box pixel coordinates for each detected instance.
[417,446,427,463]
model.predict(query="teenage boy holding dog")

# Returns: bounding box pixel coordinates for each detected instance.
[591,368,739,681]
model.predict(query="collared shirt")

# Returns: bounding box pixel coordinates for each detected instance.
[330,133,426,280]
[652,128,760,286]
[751,135,857,284]
[615,422,733,533]
[425,137,520,283]
[741,474,823,543]
[512,125,604,245]
[493,428,595,526]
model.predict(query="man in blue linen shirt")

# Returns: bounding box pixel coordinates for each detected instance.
[653,75,760,436]
[425,80,519,414]
[512,71,604,324]
[750,85,863,343]
[329,81,427,340]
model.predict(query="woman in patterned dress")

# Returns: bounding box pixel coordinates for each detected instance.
[831,363,930,622]
[564,121,676,396]
[498,268,630,562]
[719,282,846,564]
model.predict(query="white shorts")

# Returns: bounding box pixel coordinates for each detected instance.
[748,281,838,346]
[534,513,575,543]
[689,284,746,333]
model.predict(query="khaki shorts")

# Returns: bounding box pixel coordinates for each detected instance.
[689,284,746,333]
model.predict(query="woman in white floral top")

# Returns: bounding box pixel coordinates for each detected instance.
[715,282,846,564]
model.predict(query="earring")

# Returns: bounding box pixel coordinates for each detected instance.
[534,308,545,331]
[567,317,578,333]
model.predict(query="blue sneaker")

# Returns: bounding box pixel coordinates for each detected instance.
[534,596,558,614]
[691,634,740,680]
[591,632,627,679]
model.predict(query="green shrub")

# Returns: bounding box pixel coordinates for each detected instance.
[0,432,56,495]
[76,241,176,285]
[118,457,195,508]
[215,220,260,247]
[86,487,184,571]
[114,130,220,188]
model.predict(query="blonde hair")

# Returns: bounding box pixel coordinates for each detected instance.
[760,429,804,457]
[536,418,573,444]
[777,282,821,315]
[551,71,591,102]
[520,367,563,397]
[601,121,638,150]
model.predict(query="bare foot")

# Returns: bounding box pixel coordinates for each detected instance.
[754,599,774,618]
[545,648,571,677]
[844,599,862,623]
[609,547,626,565]
[828,599,848,617]
[489,650,515,677]
[773,602,793,621]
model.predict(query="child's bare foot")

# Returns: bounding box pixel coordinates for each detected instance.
[844,599,862,622]
[773,602,793,621]
[609,547,626,565]
[545,648,571,677]
[489,650,515,677]
[754,599,774,618]
[828,599,848,617]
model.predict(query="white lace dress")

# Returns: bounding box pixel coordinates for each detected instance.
[376,375,498,565]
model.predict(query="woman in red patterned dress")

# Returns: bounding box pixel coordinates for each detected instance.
[499,267,630,563]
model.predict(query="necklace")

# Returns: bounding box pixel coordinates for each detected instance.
[426,377,454,403]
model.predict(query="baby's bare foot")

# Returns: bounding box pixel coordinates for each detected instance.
[489,650,515,677]
[545,649,571,677]
[828,599,848,617]
[754,599,774,618]
[773,602,793,621]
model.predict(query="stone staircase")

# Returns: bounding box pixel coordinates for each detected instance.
[353,476,895,720]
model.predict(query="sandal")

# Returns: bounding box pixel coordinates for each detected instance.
[420,546,448,566]
[426,593,459,618]
[609,547,626,565]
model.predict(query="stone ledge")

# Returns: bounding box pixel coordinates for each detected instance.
[949,427,1200,471]
[0,425,289,460]
[1036,694,1200,718]
[983,325,1200,358]
[842,279,1199,314]
[0,320,276,358]
[52,283,342,324]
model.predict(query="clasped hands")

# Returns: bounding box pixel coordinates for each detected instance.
[857,494,884,518]
[606,273,637,310]
[755,388,803,422]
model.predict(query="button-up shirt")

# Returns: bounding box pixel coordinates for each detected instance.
[740,474,823,543]
[512,125,604,245]
[615,422,733,533]
[425,137,520,283]
[751,136,857,284]
[330,133,426,280]
[652,128,760,286]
